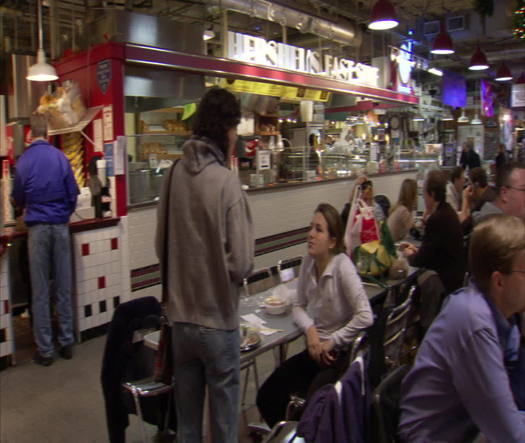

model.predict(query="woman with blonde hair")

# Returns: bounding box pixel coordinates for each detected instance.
[387,178,418,241]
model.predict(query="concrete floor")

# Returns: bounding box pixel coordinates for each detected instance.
[0,330,305,443]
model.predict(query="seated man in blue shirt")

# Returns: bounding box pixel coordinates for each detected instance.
[399,214,525,442]
[12,114,79,366]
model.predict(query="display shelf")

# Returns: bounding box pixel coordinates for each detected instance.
[47,106,103,136]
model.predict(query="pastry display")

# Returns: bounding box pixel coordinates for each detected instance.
[61,132,85,188]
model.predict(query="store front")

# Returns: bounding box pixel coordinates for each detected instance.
[1,13,423,366]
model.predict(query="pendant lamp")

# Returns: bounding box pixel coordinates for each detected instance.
[457,109,470,123]
[441,110,454,121]
[368,0,399,31]
[431,23,455,55]
[26,0,58,81]
[471,113,482,125]
[495,62,513,82]
[469,45,489,71]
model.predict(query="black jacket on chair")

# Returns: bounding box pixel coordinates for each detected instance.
[101,296,162,443]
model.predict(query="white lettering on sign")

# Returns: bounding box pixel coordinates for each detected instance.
[227,31,379,87]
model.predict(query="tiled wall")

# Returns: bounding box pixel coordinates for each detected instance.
[0,254,13,358]
[72,225,127,336]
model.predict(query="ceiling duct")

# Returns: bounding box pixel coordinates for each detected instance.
[207,0,362,46]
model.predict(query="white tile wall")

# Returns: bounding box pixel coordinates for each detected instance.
[0,254,13,358]
[72,226,123,338]
[125,171,417,279]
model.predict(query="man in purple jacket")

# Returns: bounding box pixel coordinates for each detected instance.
[12,114,79,366]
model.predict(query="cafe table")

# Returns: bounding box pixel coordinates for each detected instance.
[142,268,420,363]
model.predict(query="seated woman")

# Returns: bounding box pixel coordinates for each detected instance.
[341,176,385,229]
[387,178,418,242]
[402,170,465,294]
[256,203,373,428]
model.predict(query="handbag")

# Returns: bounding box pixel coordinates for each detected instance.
[344,189,380,252]
[353,222,397,279]
[153,160,179,384]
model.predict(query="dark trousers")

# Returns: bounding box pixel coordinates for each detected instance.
[256,349,349,428]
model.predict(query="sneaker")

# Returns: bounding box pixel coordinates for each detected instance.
[59,344,73,360]
[33,353,53,366]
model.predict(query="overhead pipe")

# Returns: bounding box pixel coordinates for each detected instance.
[207,0,362,47]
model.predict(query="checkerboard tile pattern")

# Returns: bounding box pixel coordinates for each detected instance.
[0,255,13,358]
[73,226,124,336]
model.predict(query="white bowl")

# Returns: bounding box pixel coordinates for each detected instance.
[264,296,287,315]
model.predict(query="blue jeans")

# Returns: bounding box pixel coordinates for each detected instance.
[171,322,240,443]
[28,223,74,357]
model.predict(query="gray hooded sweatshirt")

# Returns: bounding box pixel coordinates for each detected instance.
[155,136,254,330]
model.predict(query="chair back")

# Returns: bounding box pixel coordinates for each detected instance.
[277,256,303,283]
[383,287,415,371]
[243,268,277,297]
[349,330,368,363]
[370,364,411,443]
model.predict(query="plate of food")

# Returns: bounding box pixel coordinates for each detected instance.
[263,295,288,315]
[240,325,261,352]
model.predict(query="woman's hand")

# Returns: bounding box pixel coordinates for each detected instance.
[306,325,323,364]
[320,340,336,367]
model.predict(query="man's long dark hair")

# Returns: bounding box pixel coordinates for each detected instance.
[192,87,241,157]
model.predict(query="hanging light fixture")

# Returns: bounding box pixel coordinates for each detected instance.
[495,62,513,81]
[203,29,215,41]
[431,21,455,55]
[457,109,470,123]
[26,0,58,81]
[469,45,489,71]
[368,0,399,31]
[471,79,482,124]
[412,109,425,121]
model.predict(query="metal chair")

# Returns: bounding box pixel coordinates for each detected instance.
[283,331,369,421]
[277,256,303,283]
[370,364,411,443]
[383,286,416,371]
[122,378,174,443]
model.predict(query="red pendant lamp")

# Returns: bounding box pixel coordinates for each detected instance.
[368,0,399,31]
[495,62,513,82]
[431,22,454,55]
[469,45,489,71]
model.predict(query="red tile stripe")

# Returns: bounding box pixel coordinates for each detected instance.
[82,243,90,256]
[98,276,106,289]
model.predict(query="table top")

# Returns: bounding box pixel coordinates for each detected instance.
[143,269,419,364]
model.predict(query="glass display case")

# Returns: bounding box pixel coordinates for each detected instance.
[126,133,189,206]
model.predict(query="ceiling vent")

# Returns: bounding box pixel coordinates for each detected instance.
[447,16,466,32]
[423,20,440,37]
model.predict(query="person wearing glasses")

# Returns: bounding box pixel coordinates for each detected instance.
[400,214,525,442]
[472,162,525,226]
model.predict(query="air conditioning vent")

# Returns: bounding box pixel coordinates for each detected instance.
[447,16,466,32]
[423,20,440,36]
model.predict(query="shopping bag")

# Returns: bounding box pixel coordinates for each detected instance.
[344,191,380,252]
[353,222,397,278]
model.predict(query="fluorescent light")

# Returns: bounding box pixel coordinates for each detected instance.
[457,109,469,123]
[428,67,443,77]
[471,113,482,125]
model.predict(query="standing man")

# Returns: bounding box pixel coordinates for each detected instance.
[400,214,525,442]
[12,114,79,366]
[156,87,254,442]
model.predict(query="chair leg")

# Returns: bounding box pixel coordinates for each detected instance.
[241,364,251,407]
[131,388,148,443]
